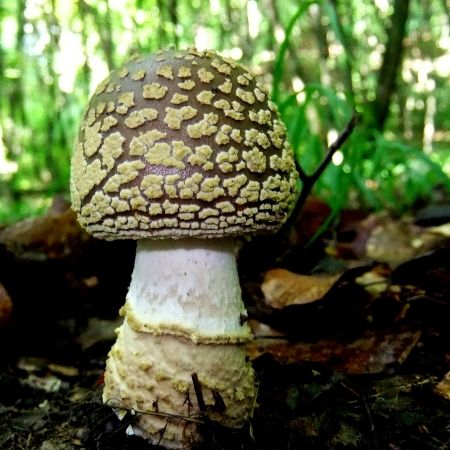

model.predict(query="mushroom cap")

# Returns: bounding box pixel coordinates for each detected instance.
[70,48,299,240]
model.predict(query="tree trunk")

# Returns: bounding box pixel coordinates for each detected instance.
[372,0,411,131]
[328,0,356,107]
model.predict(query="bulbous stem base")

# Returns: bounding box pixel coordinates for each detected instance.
[103,238,256,449]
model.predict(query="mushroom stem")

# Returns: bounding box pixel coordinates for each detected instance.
[103,238,256,448]
[123,238,253,343]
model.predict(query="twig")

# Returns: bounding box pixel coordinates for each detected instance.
[191,373,206,414]
[105,397,204,424]
[303,113,359,187]
[283,113,359,231]
[360,390,381,450]
[339,382,380,450]
[157,422,168,446]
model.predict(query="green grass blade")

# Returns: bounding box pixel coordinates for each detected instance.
[272,0,317,103]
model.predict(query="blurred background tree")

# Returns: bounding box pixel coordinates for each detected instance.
[0,0,449,223]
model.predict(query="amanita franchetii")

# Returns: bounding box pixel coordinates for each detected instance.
[70,47,298,448]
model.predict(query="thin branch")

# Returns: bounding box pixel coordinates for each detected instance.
[360,391,380,450]
[307,113,359,188]
[105,397,205,424]
[296,165,308,183]
[285,113,359,230]
[340,382,380,450]
[191,373,206,413]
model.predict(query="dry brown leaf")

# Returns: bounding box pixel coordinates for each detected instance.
[435,371,450,401]
[77,317,122,350]
[355,265,390,297]
[365,213,449,268]
[333,212,449,266]
[0,197,89,260]
[261,268,340,309]
[248,319,286,337]
[48,364,80,377]
[246,329,421,375]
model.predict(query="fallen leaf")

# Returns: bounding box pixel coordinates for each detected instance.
[17,356,48,373]
[21,373,65,393]
[48,364,80,377]
[261,269,340,309]
[0,197,89,261]
[332,212,449,266]
[355,264,390,297]
[289,196,332,247]
[77,317,122,350]
[435,371,450,401]
[246,329,421,374]
[248,319,286,337]
[333,211,378,260]
[365,213,449,268]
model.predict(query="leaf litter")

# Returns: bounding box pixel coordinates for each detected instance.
[0,197,449,449]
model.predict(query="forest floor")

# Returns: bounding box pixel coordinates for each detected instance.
[0,197,449,450]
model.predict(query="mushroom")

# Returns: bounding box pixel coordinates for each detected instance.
[70,47,298,448]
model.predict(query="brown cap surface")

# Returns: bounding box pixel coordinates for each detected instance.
[70,48,299,240]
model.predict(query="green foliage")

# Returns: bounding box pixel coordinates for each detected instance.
[273,0,449,214]
[0,0,448,223]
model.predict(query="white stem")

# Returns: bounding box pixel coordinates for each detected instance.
[122,238,252,343]
[103,238,257,448]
